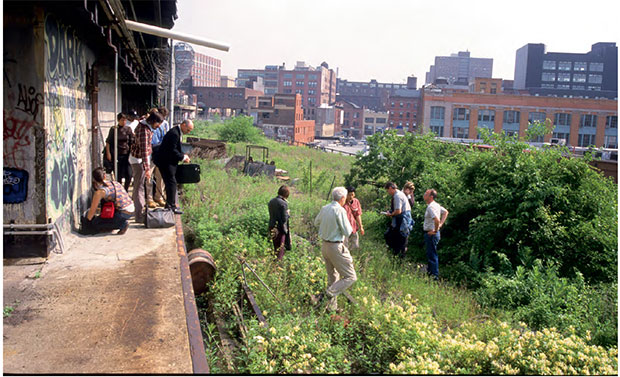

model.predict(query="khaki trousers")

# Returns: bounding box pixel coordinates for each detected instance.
[344,231,360,250]
[131,163,154,221]
[321,241,357,310]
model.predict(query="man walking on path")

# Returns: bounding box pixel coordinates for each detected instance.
[153,119,193,215]
[423,188,449,280]
[312,187,357,312]
[150,107,171,207]
[344,186,364,250]
[268,185,291,260]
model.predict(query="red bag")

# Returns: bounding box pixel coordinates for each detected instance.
[100,201,115,219]
[100,182,117,219]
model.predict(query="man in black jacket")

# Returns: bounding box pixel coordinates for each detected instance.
[153,119,193,214]
[268,185,291,260]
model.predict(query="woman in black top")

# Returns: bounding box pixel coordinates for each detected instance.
[104,113,135,191]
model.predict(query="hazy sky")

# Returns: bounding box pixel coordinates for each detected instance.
[172,0,619,84]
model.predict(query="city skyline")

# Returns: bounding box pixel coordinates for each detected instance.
[172,0,619,84]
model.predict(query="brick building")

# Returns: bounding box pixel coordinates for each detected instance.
[220,76,236,87]
[176,44,221,88]
[386,89,422,133]
[340,101,365,138]
[421,83,618,148]
[336,77,412,111]
[192,87,264,116]
[238,61,337,120]
[253,94,315,145]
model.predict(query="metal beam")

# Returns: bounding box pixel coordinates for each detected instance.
[125,20,230,52]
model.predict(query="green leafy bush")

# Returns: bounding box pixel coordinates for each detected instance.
[215,116,263,143]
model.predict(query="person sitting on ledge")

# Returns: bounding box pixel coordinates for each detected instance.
[85,167,135,235]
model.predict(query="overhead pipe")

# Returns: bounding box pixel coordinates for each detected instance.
[124,20,230,52]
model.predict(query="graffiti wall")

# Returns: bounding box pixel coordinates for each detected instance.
[43,13,95,230]
[3,9,46,223]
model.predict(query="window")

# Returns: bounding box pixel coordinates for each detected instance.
[283,80,292,87]
[296,74,305,79]
[555,113,571,126]
[578,133,596,147]
[399,112,403,118]
[308,90,315,95]
[365,117,374,123]
[490,88,497,94]
[552,131,569,142]
[478,109,495,122]
[542,72,556,81]
[296,81,304,86]
[308,81,318,87]
[541,83,555,88]
[504,130,518,137]
[309,74,318,80]
[558,61,572,71]
[588,74,602,84]
[406,112,410,118]
[295,89,303,94]
[574,62,587,71]
[430,126,444,136]
[543,60,556,70]
[588,85,601,91]
[580,114,597,128]
[430,106,445,120]
[557,73,571,82]
[284,73,293,79]
[589,62,604,72]
[528,112,546,123]
[504,110,520,124]
[573,73,586,83]
[378,84,384,88]
[557,84,570,89]
[283,89,292,94]
[453,108,470,121]
[606,115,617,129]
[453,127,469,138]
[399,102,404,108]
[376,118,386,123]
[604,136,617,148]
[573,85,585,90]
[353,112,359,118]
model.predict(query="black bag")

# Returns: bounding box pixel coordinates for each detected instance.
[79,211,98,235]
[145,207,175,228]
[175,163,201,184]
[144,181,175,228]
[102,151,114,173]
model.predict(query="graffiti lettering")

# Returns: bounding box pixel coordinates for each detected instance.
[50,153,76,210]
[3,114,35,169]
[15,83,44,121]
[44,15,85,86]
[3,168,29,204]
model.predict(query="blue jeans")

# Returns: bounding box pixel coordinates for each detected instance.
[424,231,440,277]
[91,212,132,232]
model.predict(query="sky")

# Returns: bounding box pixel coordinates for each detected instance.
[172,0,619,84]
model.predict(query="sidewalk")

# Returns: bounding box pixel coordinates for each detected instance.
[3,219,195,374]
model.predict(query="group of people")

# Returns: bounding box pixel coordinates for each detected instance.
[267,181,448,312]
[85,108,194,234]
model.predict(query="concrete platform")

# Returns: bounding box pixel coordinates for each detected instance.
[3,218,201,374]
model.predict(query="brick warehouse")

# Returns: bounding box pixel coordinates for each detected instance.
[421,84,618,148]
[191,87,264,116]
[253,94,315,145]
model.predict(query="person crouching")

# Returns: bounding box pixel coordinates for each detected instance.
[85,167,135,234]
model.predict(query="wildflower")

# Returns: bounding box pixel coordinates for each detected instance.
[269,327,276,335]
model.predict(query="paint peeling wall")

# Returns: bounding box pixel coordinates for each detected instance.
[3,8,47,224]
[43,13,96,232]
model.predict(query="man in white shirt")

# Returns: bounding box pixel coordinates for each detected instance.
[423,189,449,280]
[312,187,357,312]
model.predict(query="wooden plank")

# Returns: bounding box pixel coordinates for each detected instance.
[242,284,268,328]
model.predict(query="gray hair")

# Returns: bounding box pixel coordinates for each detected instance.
[332,186,348,202]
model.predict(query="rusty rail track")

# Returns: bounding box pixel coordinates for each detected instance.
[175,214,210,374]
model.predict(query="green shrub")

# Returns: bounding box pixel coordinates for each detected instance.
[215,116,263,143]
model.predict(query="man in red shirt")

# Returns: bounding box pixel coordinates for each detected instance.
[344,186,364,250]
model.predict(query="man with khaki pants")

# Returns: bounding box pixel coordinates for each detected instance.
[312,187,357,312]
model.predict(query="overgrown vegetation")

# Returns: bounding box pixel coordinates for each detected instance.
[181,118,617,374]
[347,128,618,346]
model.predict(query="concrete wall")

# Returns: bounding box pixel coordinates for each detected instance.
[43,12,96,232]
[3,7,47,224]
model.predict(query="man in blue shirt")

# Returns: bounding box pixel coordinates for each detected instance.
[311,187,357,312]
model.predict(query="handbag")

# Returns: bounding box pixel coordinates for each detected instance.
[100,183,116,219]
[144,181,175,228]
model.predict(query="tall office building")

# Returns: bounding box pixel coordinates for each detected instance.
[514,42,617,99]
[425,51,493,85]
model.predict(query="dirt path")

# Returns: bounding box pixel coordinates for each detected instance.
[3,222,193,374]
